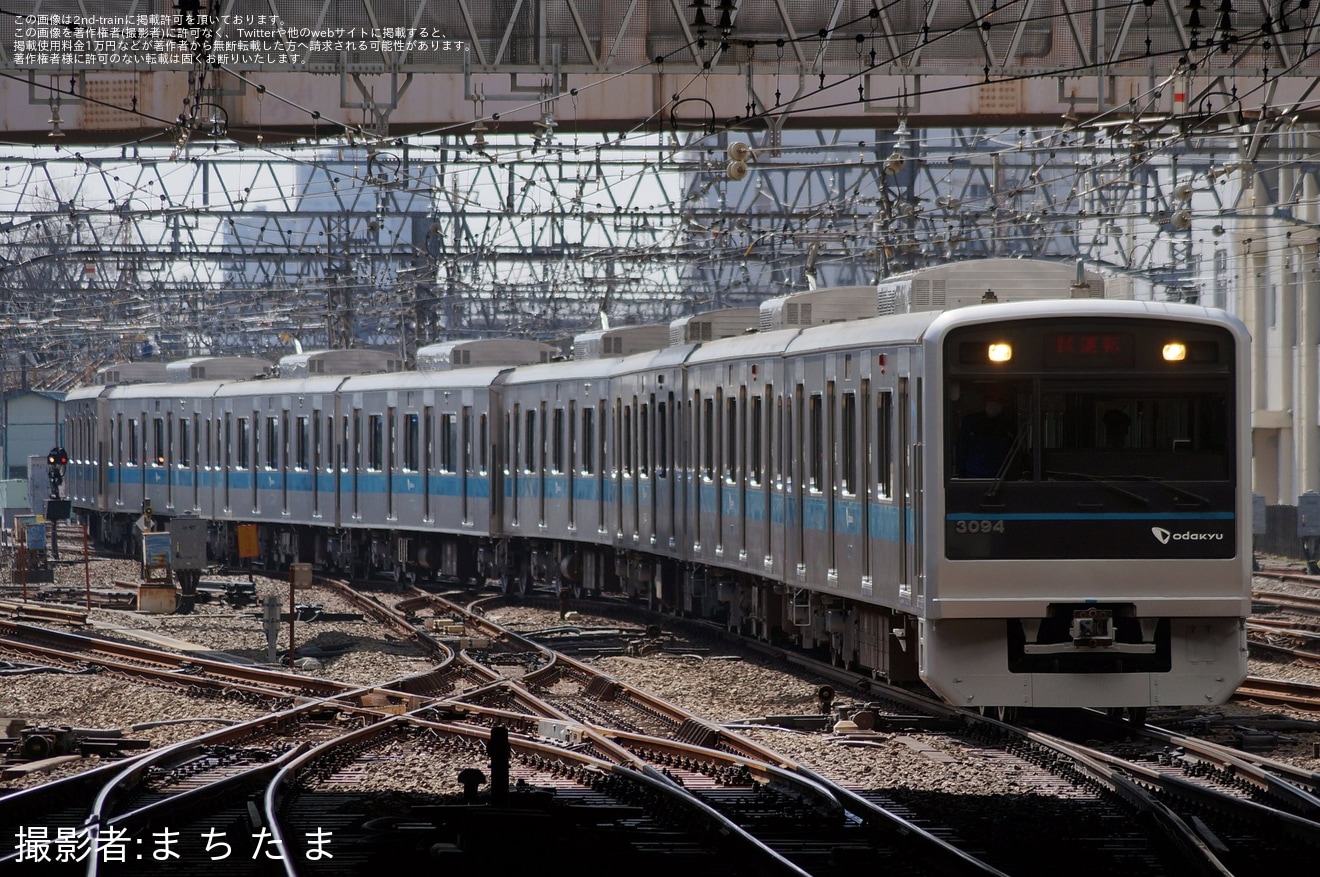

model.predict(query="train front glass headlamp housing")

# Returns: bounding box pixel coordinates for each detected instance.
[987,342,1013,363]
[1162,341,1187,362]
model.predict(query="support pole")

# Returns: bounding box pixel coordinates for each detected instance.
[83,524,90,611]
[288,568,296,668]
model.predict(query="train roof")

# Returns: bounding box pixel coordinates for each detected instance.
[416,339,558,371]
[785,311,941,354]
[338,366,511,392]
[207,374,345,398]
[921,297,1249,341]
[501,355,625,385]
[684,326,802,364]
[165,356,270,382]
[669,307,760,345]
[877,258,1106,313]
[92,361,169,386]
[277,349,404,378]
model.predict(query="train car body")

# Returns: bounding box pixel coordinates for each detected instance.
[64,260,1251,714]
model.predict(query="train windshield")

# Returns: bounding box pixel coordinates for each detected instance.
[949,381,1231,482]
[942,316,1237,560]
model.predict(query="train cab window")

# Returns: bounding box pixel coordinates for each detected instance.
[179,418,190,467]
[368,414,384,471]
[950,382,1025,479]
[1039,391,1230,480]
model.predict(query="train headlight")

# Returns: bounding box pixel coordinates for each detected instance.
[1162,342,1187,362]
[987,342,1013,363]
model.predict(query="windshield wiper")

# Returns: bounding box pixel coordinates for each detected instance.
[983,428,1030,501]
[1043,470,1150,507]
[1128,475,1211,507]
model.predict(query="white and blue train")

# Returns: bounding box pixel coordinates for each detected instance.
[63,260,1251,715]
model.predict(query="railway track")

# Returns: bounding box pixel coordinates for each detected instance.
[0,619,391,704]
[478,591,1320,876]
[7,577,1320,874]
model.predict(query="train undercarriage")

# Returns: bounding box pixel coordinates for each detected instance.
[87,511,924,687]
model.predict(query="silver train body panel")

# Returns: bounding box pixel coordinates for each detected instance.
[64,273,1251,711]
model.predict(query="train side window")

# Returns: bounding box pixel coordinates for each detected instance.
[441,413,457,473]
[235,418,249,470]
[313,417,323,472]
[725,395,738,483]
[478,413,488,474]
[809,393,824,491]
[463,408,473,474]
[539,402,548,478]
[841,391,856,495]
[877,391,893,499]
[508,408,517,474]
[623,403,633,476]
[581,406,595,474]
[552,407,565,473]
[784,391,796,487]
[422,407,434,473]
[692,389,701,480]
[403,414,419,472]
[179,418,190,468]
[639,402,649,476]
[152,417,166,466]
[252,417,262,476]
[341,415,351,472]
[265,416,279,469]
[368,414,384,471]
[524,409,536,474]
[656,399,668,478]
[387,408,398,474]
[702,396,715,481]
[749,394,762,486]
[293,417,307,470]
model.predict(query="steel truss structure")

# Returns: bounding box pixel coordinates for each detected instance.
[1,1,1319,390]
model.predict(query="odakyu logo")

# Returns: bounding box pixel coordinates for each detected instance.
[1151,527,1225,544]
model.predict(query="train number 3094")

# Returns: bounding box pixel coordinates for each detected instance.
[953,519,1006,534]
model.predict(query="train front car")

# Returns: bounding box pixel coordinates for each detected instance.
[924,300,1250,716]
